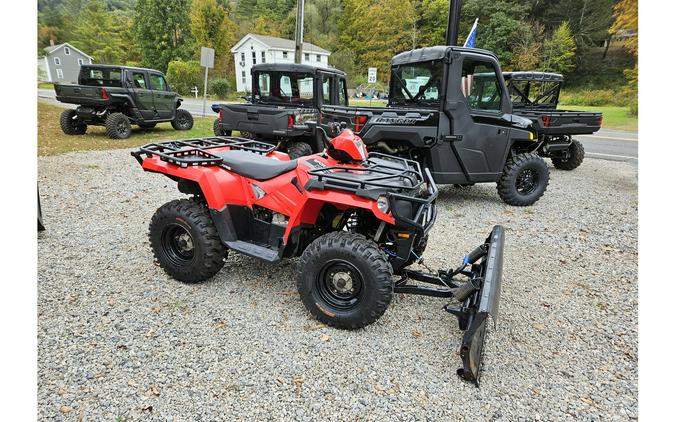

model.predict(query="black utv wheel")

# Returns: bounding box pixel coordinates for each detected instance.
[297,232,393,329]
[149,199,227,283]
[171,109,193,130]
[286,141,313,159]
[552,138,585,171]
[213,118,231,136]
[59,109,87,135]
[105,112,132,139]
[497,153,550,206]
[138,122,157,129]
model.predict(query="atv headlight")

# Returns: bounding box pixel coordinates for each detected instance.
[377,196,389,213]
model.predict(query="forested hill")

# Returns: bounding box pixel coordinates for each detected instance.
[37,0,636,97]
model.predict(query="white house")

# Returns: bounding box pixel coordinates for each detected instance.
[231,33,331,92]
[39,42,94,83]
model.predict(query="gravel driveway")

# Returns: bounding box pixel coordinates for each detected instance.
[38,149,638,421]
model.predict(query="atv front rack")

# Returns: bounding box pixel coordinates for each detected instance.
[131,137,276,167]
[395,225,505,385]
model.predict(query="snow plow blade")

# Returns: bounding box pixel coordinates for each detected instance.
[456,225,504,385]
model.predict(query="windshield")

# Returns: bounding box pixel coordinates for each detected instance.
[78,67,122,87]
[253,71,314,106]
[389,60,443,106]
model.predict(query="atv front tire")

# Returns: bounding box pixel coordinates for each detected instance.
[149,199,227,283]
[497,153,549,206]
[552,138,585,171]
[105,112,132,139]
[297,232,393,329]
[171,109,194,131]
[59,109,87,135]
[286,141,313,159]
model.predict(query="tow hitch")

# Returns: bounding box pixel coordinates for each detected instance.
[394,225,505,385]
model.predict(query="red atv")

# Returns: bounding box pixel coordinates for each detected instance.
[132,124,505,384]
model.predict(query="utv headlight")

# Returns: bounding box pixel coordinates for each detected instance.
[377,196,390,213]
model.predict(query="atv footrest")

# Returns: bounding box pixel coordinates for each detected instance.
[225,240,281,263]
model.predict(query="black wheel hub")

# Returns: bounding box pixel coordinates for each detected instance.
[317,260,364,310]
[117,120,129,136]
[516,168,539,195]
[177,115,189,128]
[161,224,195,266]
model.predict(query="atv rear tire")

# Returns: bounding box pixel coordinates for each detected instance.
[213,118,232,136]
[497,153,549,206]
[149,199,227,283]
[138,122,157,129]
[171,109,194,131]
[297,232,393,329]
[286,141,313,159]
[105,112,132,139]
[59,109,87,135]
[552,138,585,171]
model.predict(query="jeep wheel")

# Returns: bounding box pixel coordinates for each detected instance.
[286,142,313,159]
[497,153,549,206]
[297,232,393,329]
[138,122,157,129]
[59,109,87,135]
[213,118,231,136]
[171,109,193,130]
[149,199,227,283]
[238,131,255,139]
[105,112,132,139]
[552,139,585,171]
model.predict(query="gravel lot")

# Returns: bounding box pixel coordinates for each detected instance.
[38,149,638,421]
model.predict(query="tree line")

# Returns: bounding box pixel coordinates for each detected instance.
[38,0,637,98]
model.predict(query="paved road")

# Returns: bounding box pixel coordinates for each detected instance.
[39,89,638,162]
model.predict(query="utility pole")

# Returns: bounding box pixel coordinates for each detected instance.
[445,0,462,46]
[294,0,305,64]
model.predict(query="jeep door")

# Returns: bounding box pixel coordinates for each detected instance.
[128,70,156,120]
[148,72,176,119]
[439,52,512,183]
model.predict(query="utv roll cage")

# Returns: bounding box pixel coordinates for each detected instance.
[503,71,564,110]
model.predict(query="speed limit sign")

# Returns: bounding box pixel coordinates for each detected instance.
[368,67,377,83]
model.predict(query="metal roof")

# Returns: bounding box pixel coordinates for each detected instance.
[390,46,498,66]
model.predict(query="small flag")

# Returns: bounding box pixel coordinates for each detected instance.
[463,18,479,48]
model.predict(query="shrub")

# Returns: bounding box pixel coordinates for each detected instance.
[166,60,202,96]
[209,78,230,98]
[559,88,630,107]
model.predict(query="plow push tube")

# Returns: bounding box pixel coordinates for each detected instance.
[393,225,504,385]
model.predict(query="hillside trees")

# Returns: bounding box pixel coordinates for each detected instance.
[190,0,236,78]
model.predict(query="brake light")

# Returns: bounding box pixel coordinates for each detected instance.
[541,115,551,128]
[101,87,109,100]
[354,115,368,132]
[288,114,295,128]
[219,109,223,122]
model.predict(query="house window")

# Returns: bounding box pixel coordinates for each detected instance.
[64,46,70,55]
[242,70,246,85]
[261,51,266,63]
[283,51,288,59]
[77,58,84,65]
[252,51,256,65]
[54,57,61,65]
[304,53,309,61]
[316,55,321,61]
[240,52,245,65]
[56,69,64,79]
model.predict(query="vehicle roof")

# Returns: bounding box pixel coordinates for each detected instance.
[80,63,163,74]
[503,71,564,82]
[390,46,499,66]
[251,63,346,76]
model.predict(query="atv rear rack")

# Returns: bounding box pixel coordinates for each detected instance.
[131,137,276,167]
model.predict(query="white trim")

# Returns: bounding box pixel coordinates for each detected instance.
[53,56,61,65]
[43,56,52,82]
[46,42,94,60]
[56,69,64,79]
[231,33,271,52]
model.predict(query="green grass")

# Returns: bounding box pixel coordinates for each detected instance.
[558,105,638,132]
[348,98,388,107]
[38,82,54,90]
[38,101,217,156]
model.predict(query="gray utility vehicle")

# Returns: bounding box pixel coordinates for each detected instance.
[503,71,602,171]
[54,65,193,139]
[321,46,603,206]
[212,63,348,159]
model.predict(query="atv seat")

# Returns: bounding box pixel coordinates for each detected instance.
[215,150,297,181]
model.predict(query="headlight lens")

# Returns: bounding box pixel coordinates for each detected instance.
[377,196,389,213]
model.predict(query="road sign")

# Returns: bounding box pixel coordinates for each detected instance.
[200,47,215,69]
[368,67,377,84]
